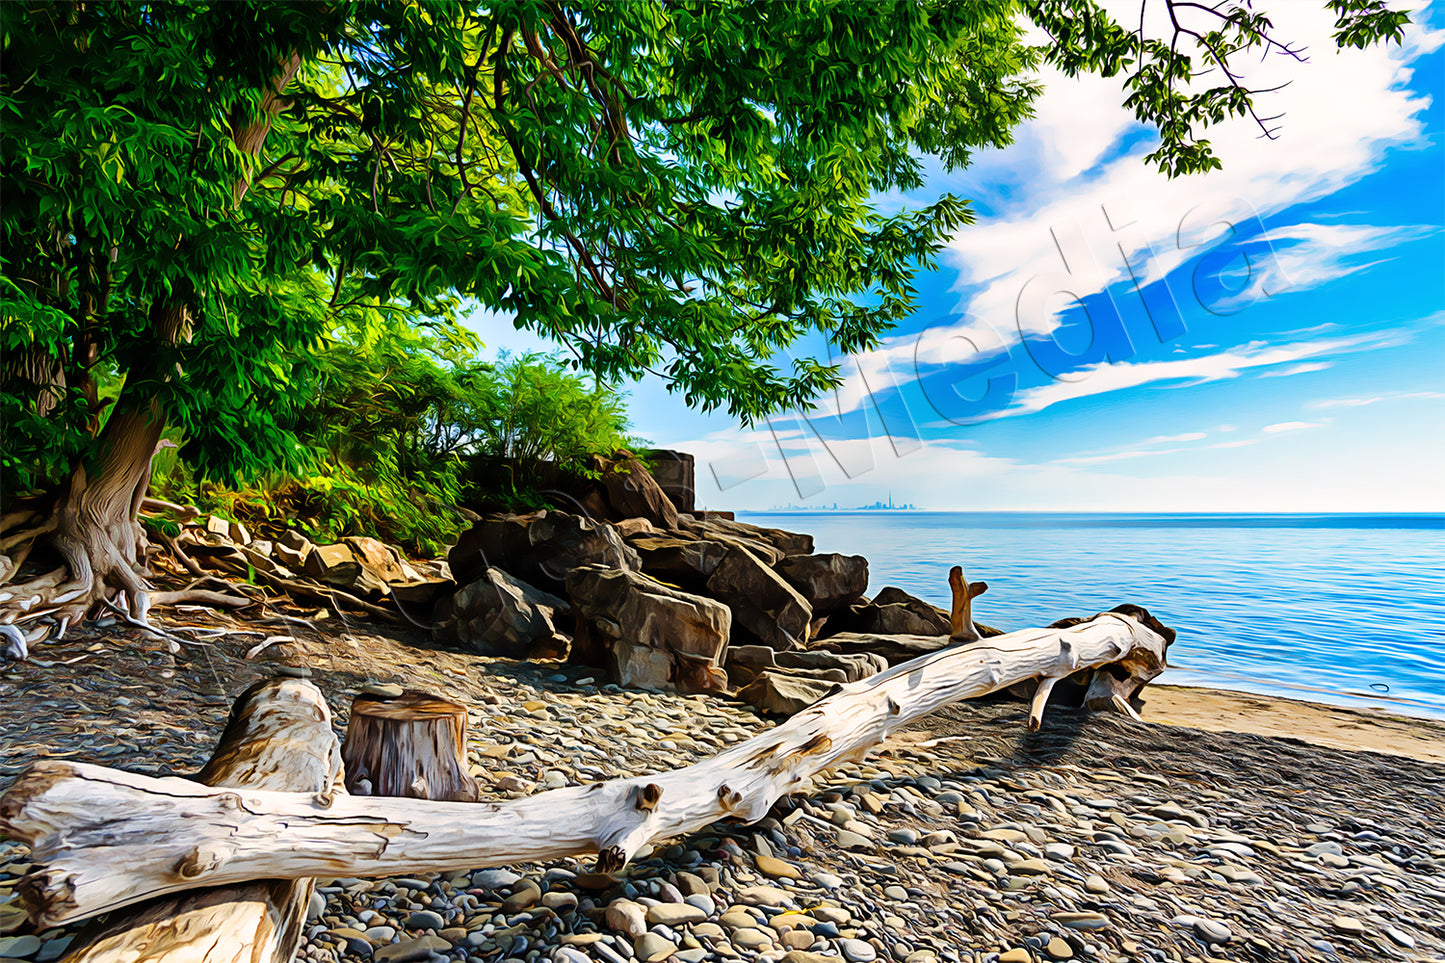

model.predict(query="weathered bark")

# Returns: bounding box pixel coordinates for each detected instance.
[61,676,342,963]
[0,54,302,648]
[0,601,1172,928]
[342,689,480,801]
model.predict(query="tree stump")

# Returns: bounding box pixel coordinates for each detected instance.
[342,688,480,801]
[63,676,342,963]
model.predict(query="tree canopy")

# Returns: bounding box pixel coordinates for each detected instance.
[0,0,1410,637]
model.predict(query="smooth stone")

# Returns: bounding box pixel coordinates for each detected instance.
[782,953,834,963]
[635,932,679,962]
[841,938,878,962]
[1194,919,1232,943]
[684,893,716,915]
[1046,936,1074,959]
[0,935,42,958]
[1084,875,1110,893]
[999,950,1031,963]
[836,829,873,850]
[737,884,790,907]
[758,854,803,879]
[782,930,817,950]
[373,936,452,963]
[647,903,707,926]
[473,868,522,889]
[0,905,25,935]
[812,871,844,889]
[364,925,398,942]
[1383,926,1416,948]
[1331,916,1368,935]
[1050,912,1110,931]
[1012,859,1052,876]
[554,948,592,963]
[1044,843,1075,861]
[34,938,73,963]
[733,927,775,949]
[675,871,710,896]
[606,900,649,938]
[405,910,447,931]
[542,891,579,913]
[361,683,404,698]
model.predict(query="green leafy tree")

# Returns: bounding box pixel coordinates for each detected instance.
[0,0,1409,643]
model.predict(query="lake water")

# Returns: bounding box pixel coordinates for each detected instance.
[737,511,1445,720]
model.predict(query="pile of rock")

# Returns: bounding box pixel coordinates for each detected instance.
[173,518,454,614]
[432,454,966,714]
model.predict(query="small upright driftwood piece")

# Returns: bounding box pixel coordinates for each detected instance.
[342,688,480,801]
[0,567,1174,930]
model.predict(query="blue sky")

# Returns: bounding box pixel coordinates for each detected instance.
[475,2,1445,512]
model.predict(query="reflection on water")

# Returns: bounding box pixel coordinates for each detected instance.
[740,512,1445,720]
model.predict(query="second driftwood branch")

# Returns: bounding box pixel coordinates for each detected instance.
[1,567,1173,929]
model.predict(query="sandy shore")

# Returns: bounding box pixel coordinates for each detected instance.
[1138,683,1445,764]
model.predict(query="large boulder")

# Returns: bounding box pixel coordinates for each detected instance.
[775,649,887,682]
[775,553,868,615]
[647,449,696,515]
[434,567,570,660]
[449,511,640,592]
[565,565,730,694]
[809,631,954,664]
[705,546,812,650]
[596,455,680,530]
[675,516,786,565]
[687,516,813,556]
[629,536,729,590]
[736,671,836,716]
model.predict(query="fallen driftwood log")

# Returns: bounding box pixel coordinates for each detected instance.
[60,677,342,962]
[0,568,1174,932]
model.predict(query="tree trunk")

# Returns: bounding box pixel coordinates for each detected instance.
[62,676,342,963]
[342,689,481,801]
[0,605,1172,927]
[0,53,301,648]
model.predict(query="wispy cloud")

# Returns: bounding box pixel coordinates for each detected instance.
[1309,390,1445,409]
[1259,362,1333,378]
[1000,334,1380,419]
[939,6,1442,341]
[1262,420,1330,434]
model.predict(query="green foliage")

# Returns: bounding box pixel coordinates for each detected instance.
[149,322,641,554]
[1,0,1411,511]
[1023,0,1411,177]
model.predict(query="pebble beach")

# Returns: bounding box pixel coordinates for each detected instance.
[2,613,1443,963]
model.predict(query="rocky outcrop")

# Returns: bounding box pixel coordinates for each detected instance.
[775,553,868,615]
[675,516,785,565]
[691,516,813,556]
[735,671,836,715]
[810,631,955,664]
[565,565,730,694]
[595,455,680,531]
[629,536,729,591]
[449,511,640,592]
[647,450,696,515]
[434,567,570,660]
[705,546,812,651]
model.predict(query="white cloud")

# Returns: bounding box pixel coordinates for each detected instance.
[1309,390,1445,408]
[1000,333,1378,419]
[1144,432,1207,444]
[1258,362,1333,378]
[1262,420,1329,433]
[940,5,1442,342]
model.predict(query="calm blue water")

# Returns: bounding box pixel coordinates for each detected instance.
[738,512,1445,720]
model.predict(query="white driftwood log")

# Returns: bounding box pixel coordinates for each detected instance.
[0,595,1170,929]
[61,677,342,962]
